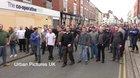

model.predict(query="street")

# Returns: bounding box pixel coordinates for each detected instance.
[0,47,119,78]
[0,0,139,78]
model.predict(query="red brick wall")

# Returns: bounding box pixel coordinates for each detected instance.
[52,0,62,11]
[67,0,74,14]
[32,0,46,7]
[133,0,140,17]
[76,0,80,15]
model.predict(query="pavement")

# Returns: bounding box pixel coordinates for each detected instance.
[125,41,140,78]
[0,46,119,78]
[0,45,32,66]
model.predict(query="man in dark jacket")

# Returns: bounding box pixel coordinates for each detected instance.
[60,27,75,67]
[111,26,123,62]
[97,26,108,63]
[129,24,139,52]
[78,27,91,64]
[25,26,34,53]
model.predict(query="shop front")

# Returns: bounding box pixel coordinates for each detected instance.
[0,0,60,30]
[60,12,81,27]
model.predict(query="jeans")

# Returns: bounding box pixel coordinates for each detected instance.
[47,45,54,60]
[26,39,30,53]
[19,39,26,52]
[97,44,105,62]
[62,46,74,65]
[41,41,46,55]
[112,45,121,61]
[132,37,138,50]
[58,45,63,60]
[78,45,88,62]
[90,43,98,59]
[32,45,41,63]
[129,36,133,47]
[0,46,7,65]
[10,44,17,55]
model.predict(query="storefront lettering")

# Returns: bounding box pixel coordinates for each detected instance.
[8,2,37,12]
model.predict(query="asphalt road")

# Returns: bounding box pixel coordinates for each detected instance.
[0,47,119,78]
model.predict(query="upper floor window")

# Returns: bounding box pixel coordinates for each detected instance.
[46,0,52,9]
[23,0,32,4]
[73,3,77,14]
[63,0,68,12]
[81,0,83,5]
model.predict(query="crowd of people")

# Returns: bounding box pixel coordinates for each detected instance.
[0,23,140,67]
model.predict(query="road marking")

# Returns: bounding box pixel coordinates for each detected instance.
[123,52,126,78]
[118,53,126,78]
[119,61,122,78]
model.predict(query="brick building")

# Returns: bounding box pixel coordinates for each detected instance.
[132,0,140,23]
[133,0,139,17]
[14,0,100,26]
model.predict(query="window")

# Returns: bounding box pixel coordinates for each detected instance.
[81,6,83,16]
[23,0,32,4]
[73,3,77,14]
[81,0,83,5]
[63,0,68,12]
[46,1,52,9]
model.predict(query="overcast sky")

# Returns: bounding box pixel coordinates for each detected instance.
[91,0,135,20]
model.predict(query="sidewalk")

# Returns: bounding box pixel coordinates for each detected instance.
[0,45,32,66]
[125,41,140,78]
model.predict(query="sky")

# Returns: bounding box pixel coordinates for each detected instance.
[91,0,135,21]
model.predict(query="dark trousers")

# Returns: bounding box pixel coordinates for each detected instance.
[41,41,46,55]
[112,46,120,61]
[58,45,63,60]
[0,46,7,65]
[47,45,54,60]
[10,44,17,55]
[19,39,26,52]
[97,44,105,62]
[32,45,41,63]
[120,42,125,57]
[74,42,78,51]
[62,46,75,65]
[26,39,30,53]
[87,47,90,60]
[132,37,138,51]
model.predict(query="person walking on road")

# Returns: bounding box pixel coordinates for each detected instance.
[97,26,107,63]
[8,28,18,58]
[61,27,75,67]
[17,27,26,52]
[25,26,34,53]
[111,26,123,62]
[129,24,139,53]
[89,27,98,60]
[57,27,64,61]
[30,27,41,63]
[0,24,9,66]
[78,27,91,64]
[45,28,56,61]
[41,26,48,55]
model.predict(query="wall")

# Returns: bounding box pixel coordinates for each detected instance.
[32,0,46,7]
[0,9,52,30]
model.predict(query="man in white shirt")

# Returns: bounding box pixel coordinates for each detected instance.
[45,28,56,60]
[17,27,26,52]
